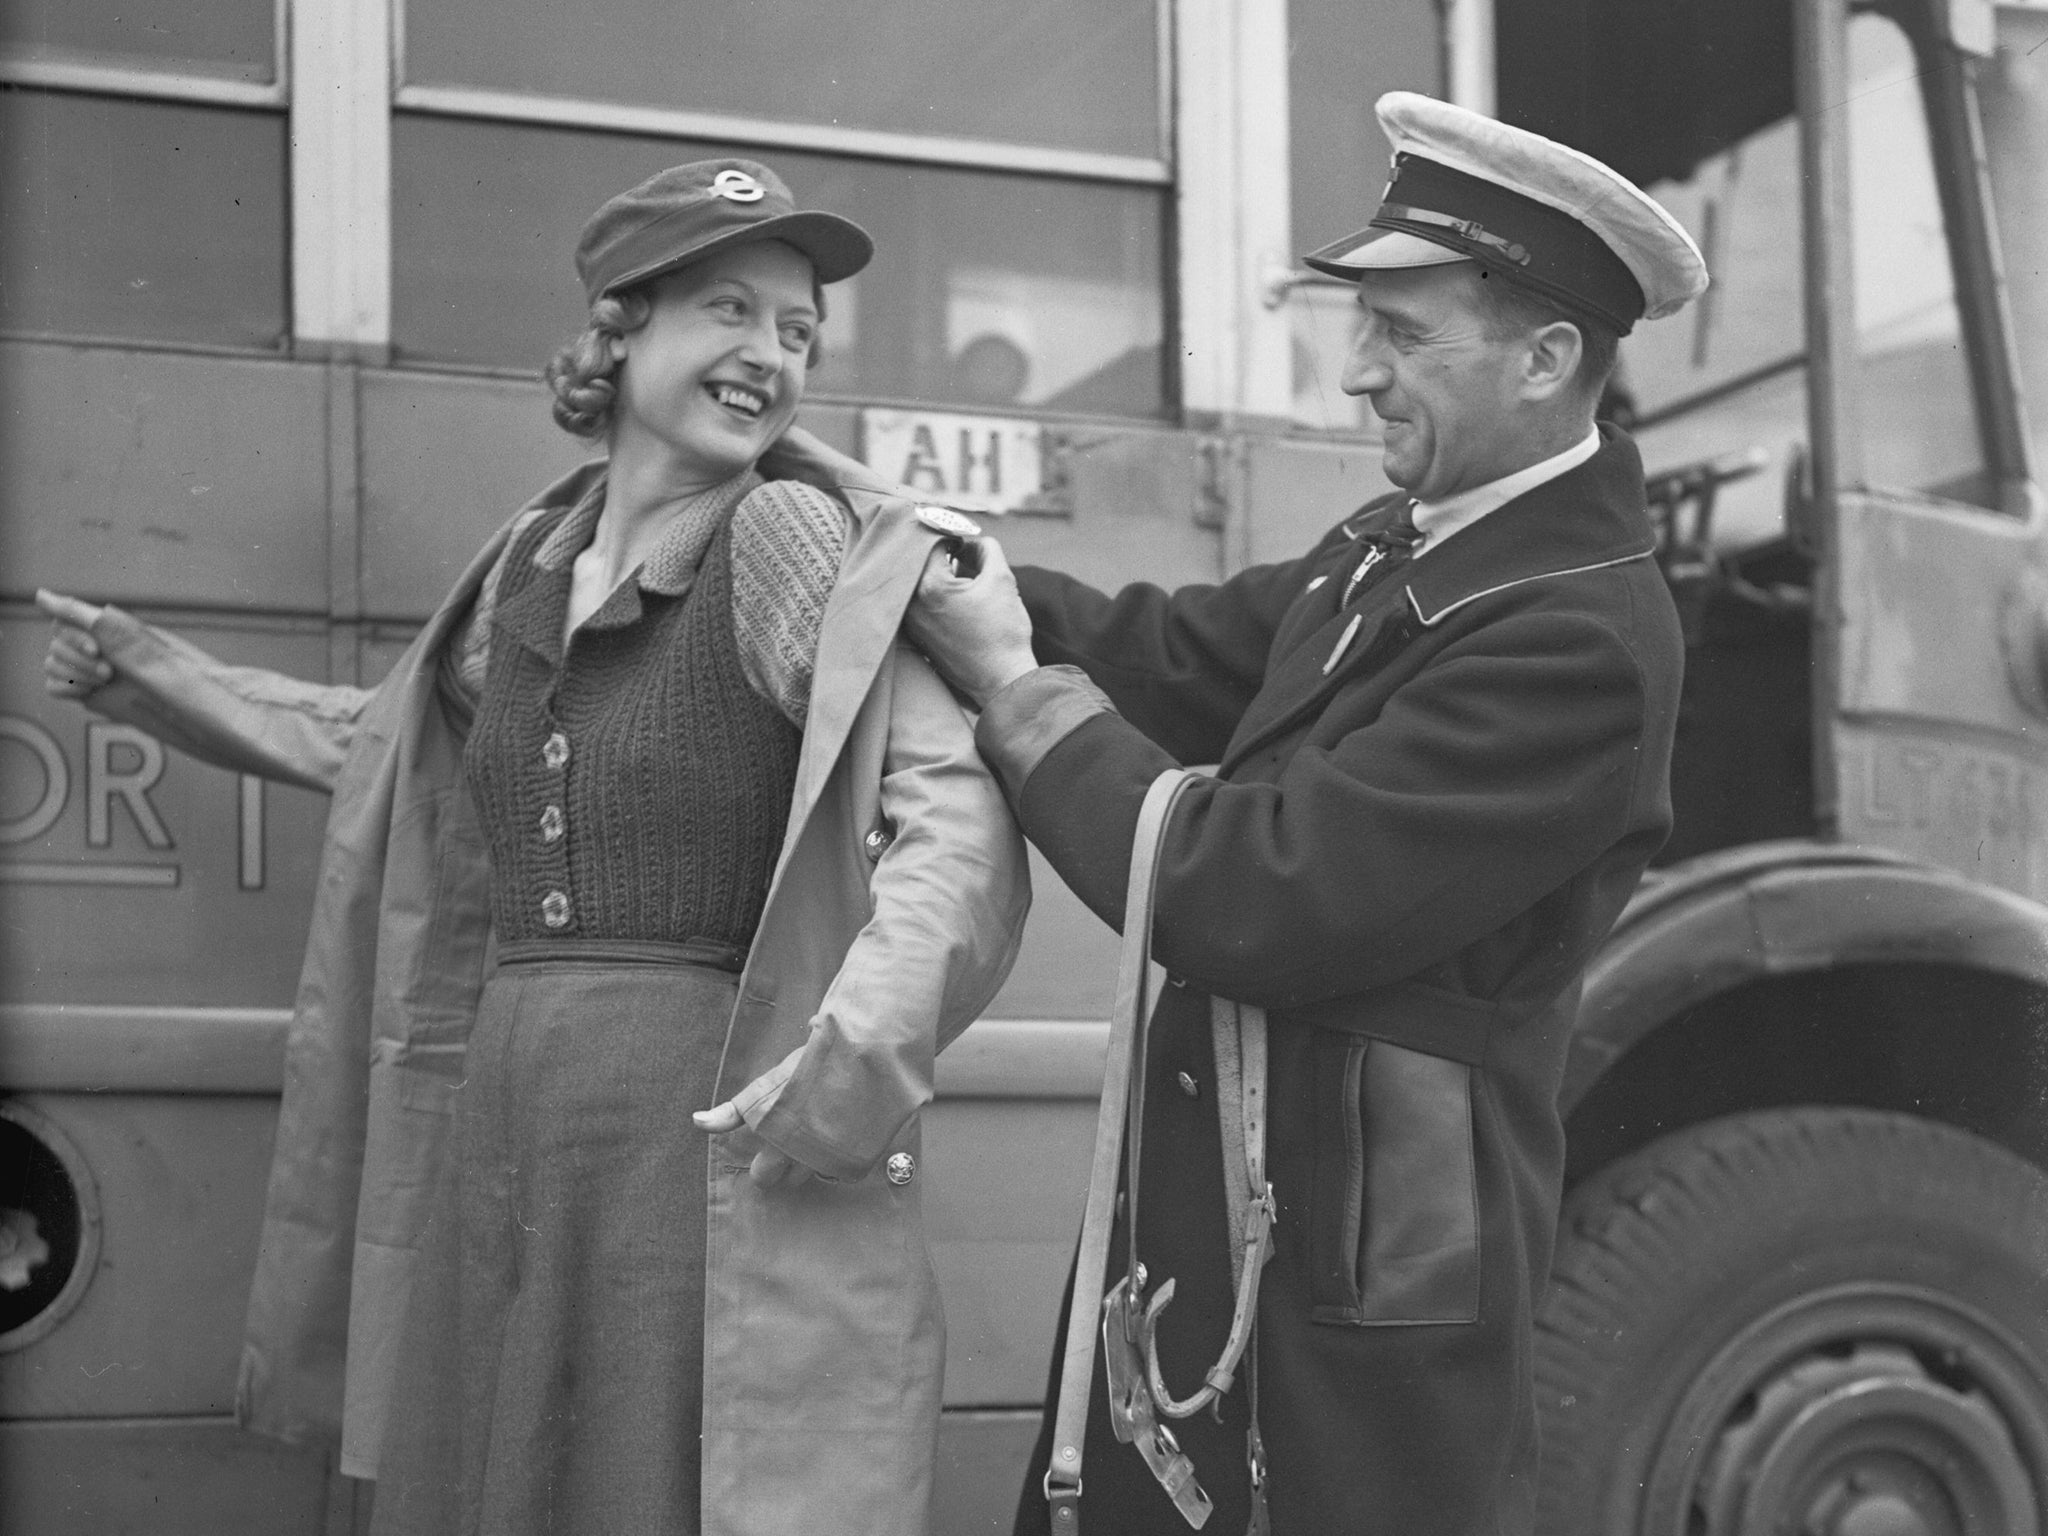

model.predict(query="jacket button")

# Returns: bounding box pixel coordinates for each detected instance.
[1177,1071,1199,1099]
[885,1152,916,1186]
[539,804,565,843]
[542,731,570,771]
[863,825,893,861]
[541,890,571,928]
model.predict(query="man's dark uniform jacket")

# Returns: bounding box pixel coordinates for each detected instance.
[979,426,1684,1535]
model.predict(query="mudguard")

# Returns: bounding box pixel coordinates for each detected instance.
[1564,839,2048,1111]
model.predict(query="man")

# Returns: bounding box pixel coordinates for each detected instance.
[910,93,1705,1534]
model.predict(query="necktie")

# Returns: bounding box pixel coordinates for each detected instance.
[1340,501,1422,607]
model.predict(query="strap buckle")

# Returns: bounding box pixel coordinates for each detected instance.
[1101,1277,1148,1446]
[1102,1277,1216,1528]
[1043,1469,1083,1532]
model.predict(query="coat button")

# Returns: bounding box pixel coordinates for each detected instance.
[539,805,564,843]
[885,1152,916,1185]
[863,826,893,861]
[540,890,571,928]
[1177,1071,1199,1099]
[542,731,570,771]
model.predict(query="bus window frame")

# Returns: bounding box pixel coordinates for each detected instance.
[1893,0,2039,516]
[0,0,289,107]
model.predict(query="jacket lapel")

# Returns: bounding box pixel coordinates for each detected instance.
[1263,491,1410,662]
[1219,427,1656,776]
[1220,574,1420,774]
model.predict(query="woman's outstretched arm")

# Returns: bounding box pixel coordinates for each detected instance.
[37,588,372,794]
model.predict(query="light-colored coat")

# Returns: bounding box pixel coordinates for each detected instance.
[80,466,1030,1534]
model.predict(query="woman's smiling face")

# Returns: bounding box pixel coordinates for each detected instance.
[613,240,818,480]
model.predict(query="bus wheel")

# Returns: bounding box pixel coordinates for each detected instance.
[1535,1107,2048,1536]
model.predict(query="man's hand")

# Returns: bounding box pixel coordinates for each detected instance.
[906,536,1039,708]
[692,1100,816,1188]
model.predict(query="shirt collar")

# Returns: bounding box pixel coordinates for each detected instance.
[1399,423,1657,629]
[531,468,761,599]
[1410,427,1602,557]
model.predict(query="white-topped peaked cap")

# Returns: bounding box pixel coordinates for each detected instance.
[1304,92,1708,333]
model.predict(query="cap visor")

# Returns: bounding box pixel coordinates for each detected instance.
[756,210,875,284]
[1302,225,1471,278]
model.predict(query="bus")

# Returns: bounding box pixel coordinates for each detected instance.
[4,1,2047,1530]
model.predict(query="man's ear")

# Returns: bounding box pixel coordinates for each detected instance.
[1521,320,1585,403]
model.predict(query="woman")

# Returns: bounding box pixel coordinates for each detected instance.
[39,158,1028,1536]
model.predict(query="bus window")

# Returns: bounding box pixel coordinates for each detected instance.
[391,0,1169,420]
[1620,9,1991,546]
[0,0,286,352]
[1842,8,1988,507]
[388,118,1169,420]
[0,88,287,351]
[1621,113,1807,552]
[0,0,274,84]
[402,0,1157,162]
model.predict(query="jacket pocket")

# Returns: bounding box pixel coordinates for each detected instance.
[1308,1032,1481,1326]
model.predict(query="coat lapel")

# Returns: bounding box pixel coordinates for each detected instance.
[772,489,935,868]
[1220,575,1420,774]
[1263,491,1409,663]
[1218,427,1656,776]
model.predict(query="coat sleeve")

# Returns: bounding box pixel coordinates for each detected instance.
[979,605,1656,1008]
[70,509,540,793]
[77,605,373,794]
[1015,544,1338,765]
[738,640,1031,1181]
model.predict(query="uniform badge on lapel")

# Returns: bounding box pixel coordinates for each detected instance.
[1325,604,1422,680]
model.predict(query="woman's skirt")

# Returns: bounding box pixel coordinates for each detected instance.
[369,937,745,1536]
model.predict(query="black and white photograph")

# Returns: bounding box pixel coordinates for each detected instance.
[3,1,2047,1532]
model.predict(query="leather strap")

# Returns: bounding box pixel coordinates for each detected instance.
[1140,1000,1274,1421]
[1046,769,1199,1534]
[1212,999,1270,1293]
[1244,1328,1271,1536]
[1215,999,1273,1535]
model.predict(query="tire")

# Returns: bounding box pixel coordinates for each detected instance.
[1535,1107,2048,1536]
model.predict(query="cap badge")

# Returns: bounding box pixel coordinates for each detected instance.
[711,169,766,203]
[915,505,981,539]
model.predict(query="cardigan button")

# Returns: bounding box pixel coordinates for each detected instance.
[542,732,570,771]
[863,826,893,861]
[540,890,571,928]
[885,1152,916,1186]
[1177,1071,1200,1099]
[539,805,565,843]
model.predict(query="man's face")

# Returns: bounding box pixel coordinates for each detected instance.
[1340,265,1532,502]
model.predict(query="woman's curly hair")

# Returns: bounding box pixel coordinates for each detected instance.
[545,288,655,439]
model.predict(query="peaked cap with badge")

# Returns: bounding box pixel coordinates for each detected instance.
[574,157,874,305]
[1306,91,1708,334]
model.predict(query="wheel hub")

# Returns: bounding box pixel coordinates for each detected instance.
[1697,1345,2038,1536]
